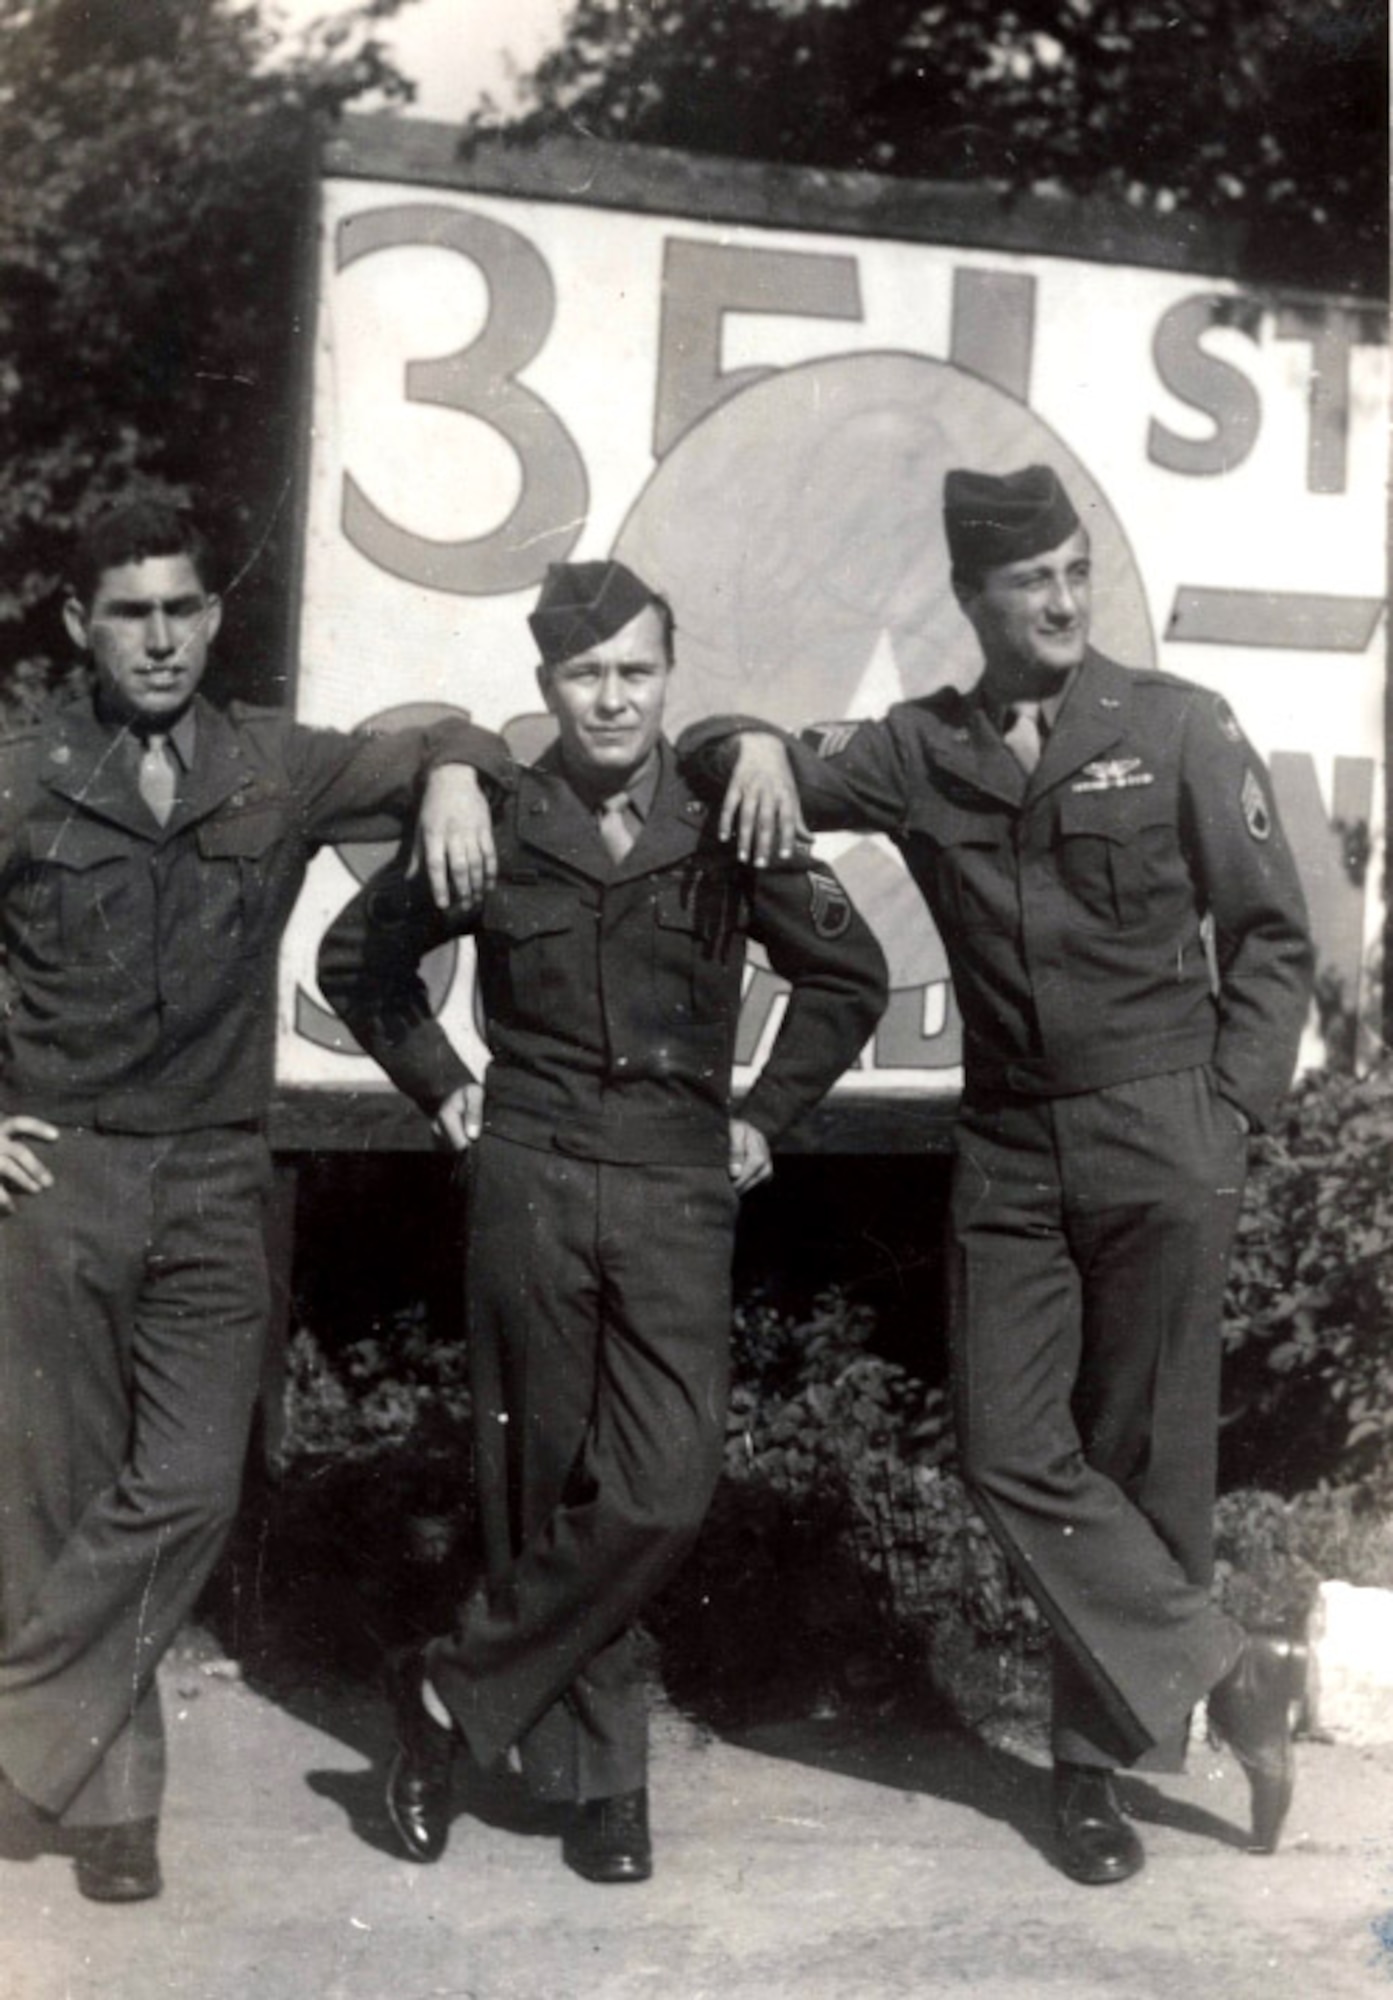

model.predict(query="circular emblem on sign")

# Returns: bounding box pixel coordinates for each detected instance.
[614,353,1153,991]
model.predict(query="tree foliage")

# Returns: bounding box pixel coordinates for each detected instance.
[1222,1059,1393,1499]
[0,0,416,715]
[472,0,1386,296]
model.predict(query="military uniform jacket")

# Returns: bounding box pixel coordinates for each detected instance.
[0,692,506,1132]
[679,650,1313,1130]
[319,738,888,1166]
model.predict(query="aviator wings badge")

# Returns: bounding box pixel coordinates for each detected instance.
[1072,756,1156,793]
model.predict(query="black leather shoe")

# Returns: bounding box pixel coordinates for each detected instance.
[384,1646,456,1862]
[1052,1764,1144,1886]
[74,1818,162,1902]
[1207,1632,1307,1853]
[562,1788,652,1884]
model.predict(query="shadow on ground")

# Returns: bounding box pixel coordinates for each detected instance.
[202,1457,1258,1878]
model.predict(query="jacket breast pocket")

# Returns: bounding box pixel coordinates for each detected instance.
[1056,794,1172,929]
[480,883,583,1021]
[652,879,738,1027]
[20,822,138,967]
[912,807,1015,935]
[196,803,289,956]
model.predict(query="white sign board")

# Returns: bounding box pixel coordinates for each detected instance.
[280,135,1388,1117]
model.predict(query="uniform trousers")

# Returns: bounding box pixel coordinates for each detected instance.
[0,1127,269,1825]
[951,1066,1248,1771]
[428,1134,735,1803]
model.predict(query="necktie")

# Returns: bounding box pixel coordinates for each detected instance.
[1002,701,1045,776]
[137,732,178,826]
[597,791,636,863]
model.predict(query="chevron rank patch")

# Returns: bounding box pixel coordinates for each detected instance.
[1241,768,1271,841]
[808,867,852,938]
[804,720,863,759]
[1214,695,1245,745]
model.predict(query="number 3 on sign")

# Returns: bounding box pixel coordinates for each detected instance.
[337,204,587,595]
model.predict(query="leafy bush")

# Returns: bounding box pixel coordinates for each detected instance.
[1222,1060,1393,1496]
[284,1301,472,1476]
[655,1289,1051,1730]
[725,1290,1041,1646]
[245,1058,1393,1716]
[1213,1483,1393,1635]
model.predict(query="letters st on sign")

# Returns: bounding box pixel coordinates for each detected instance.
[283,129,1388,1113]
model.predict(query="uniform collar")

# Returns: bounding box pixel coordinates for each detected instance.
[979,665,1077,740]
[1028,649,1133,794]
[557,745,661,822]
[41,693,249,839]
[518,739,706,882]
[912,652,1134,809]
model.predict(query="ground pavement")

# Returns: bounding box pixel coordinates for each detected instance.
[0,1631,1389,2000]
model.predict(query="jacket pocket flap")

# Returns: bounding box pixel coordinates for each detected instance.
[483,884,576,940]
[1058,792,1169,844]
[26,820,132,871]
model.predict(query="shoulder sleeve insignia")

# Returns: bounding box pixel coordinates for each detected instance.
[1214,695,1245,745]
[1241,768,1271,842]
[803,720,862,760]
[807,866,852,939]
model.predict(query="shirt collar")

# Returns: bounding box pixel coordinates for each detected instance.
[620,751,660,821]
[562,746,661,819]
[983,667,1078,737]
[109,704,198,769]
[163,707,198,769]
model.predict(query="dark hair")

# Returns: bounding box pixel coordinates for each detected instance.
[69,500,214,606]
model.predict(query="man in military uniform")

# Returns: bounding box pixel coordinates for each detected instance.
[0,499,502,1901]
[318,559,886,1884]
[678,466,1314,1883]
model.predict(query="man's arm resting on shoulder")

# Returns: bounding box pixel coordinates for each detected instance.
[291,712,516,906]
[316,861,478,1137]
[676,714,907,865]
[736,858,889,1153]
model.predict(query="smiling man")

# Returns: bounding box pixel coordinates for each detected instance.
[678,465,1315,1884]
[318,559,886,1885]
[0,498,501,1902]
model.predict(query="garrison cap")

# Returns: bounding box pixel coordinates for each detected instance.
[529,560,661,666]
[943,465,1081,578]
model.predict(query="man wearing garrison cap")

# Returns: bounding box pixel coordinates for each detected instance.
[678,466,1314,1884]
[318,559,886,1885]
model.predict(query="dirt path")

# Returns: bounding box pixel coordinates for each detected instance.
[1,1638,1389,2000]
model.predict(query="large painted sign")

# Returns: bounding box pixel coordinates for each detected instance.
[279,125,1388,1125]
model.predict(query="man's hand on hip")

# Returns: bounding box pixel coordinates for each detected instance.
[413,765,497,910]
[728,1118,773,1195]
[718,736,807,869]
[434,1083,484,1154]
[0,1116,58,1213]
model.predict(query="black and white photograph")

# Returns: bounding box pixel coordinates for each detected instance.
[0,1,1388,1993]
